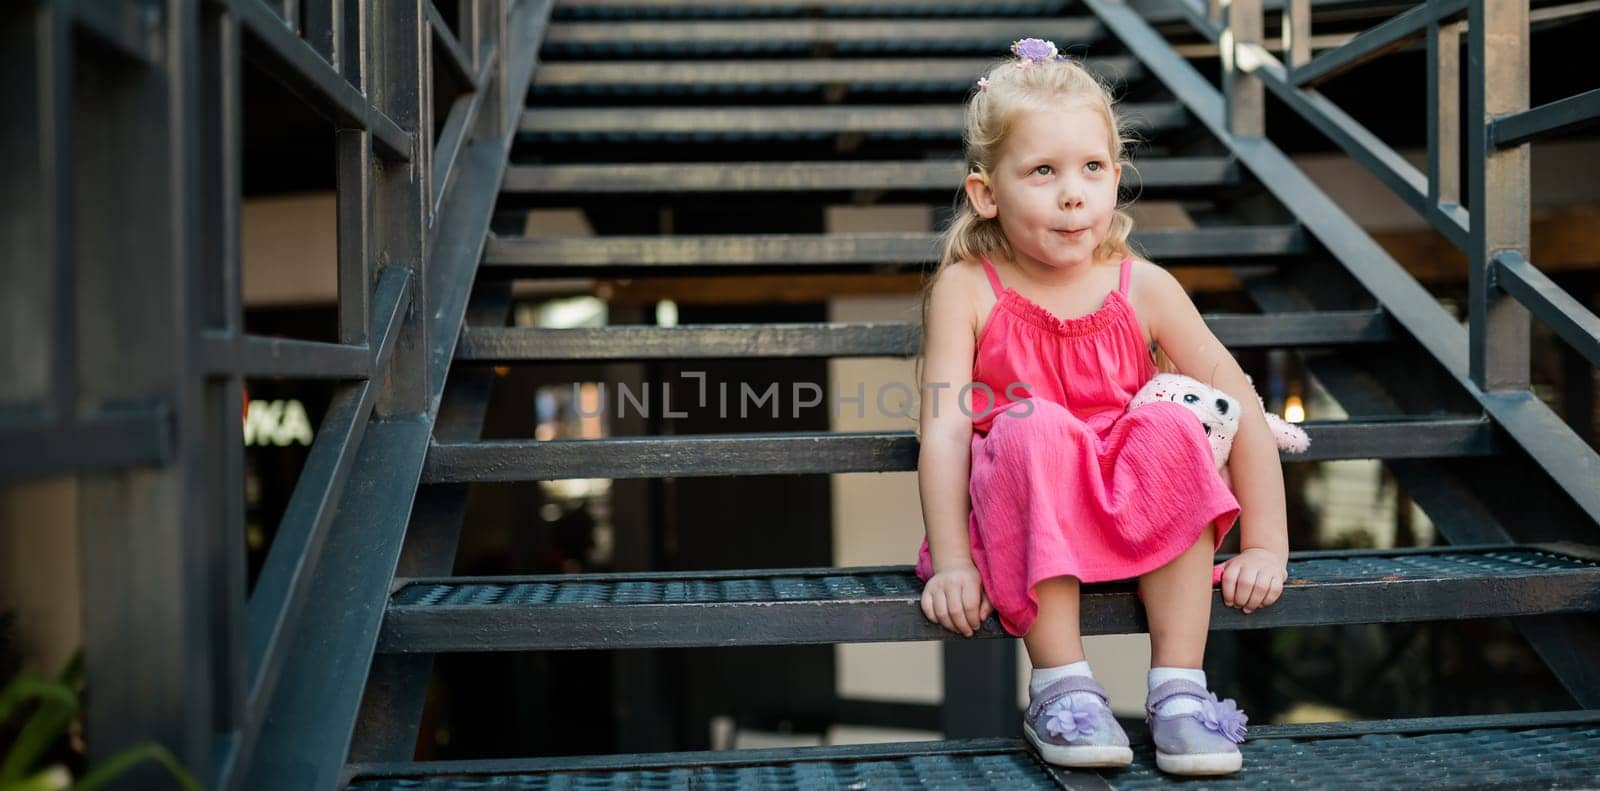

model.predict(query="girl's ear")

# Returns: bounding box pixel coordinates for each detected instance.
[964,170,998,219]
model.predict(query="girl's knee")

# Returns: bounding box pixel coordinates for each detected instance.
[1132,399,1194,425]
[1129,400,1208,440]
[986,399,1082,452]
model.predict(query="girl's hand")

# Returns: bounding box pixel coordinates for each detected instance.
[1219,547,1286,614]
[921,560,994,637]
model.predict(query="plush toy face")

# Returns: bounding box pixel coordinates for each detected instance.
[1128,373,1240,469]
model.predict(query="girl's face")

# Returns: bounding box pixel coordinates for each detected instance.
[965,104,1122,273]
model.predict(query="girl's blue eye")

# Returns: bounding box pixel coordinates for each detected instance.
[1086,161,1103,172]
[1034,164,1053,175]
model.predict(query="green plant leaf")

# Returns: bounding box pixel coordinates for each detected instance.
[0,678,78,784]
[0,765,71,791]
[0,677,75,726]
[53,653,82,691]
[70,745,200,791]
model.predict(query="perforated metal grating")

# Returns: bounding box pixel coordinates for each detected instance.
[391,548,1600,610]
[351,752,1053,790]
[392,570,922,608]
[1109,724,1600,789]
[346,724,1600,789]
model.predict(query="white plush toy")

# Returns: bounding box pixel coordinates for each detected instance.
[1127,372,1310,473]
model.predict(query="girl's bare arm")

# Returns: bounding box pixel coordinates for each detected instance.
[1138,263,1290,563]
[918,264,980,572]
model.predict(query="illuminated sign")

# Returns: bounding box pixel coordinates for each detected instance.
[243,399,315,447]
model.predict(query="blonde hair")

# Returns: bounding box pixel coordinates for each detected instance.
[914,56,1145,405]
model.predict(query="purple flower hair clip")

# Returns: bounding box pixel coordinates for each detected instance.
[1011,37,1074,68]
[1011,38,1057,62]
[976,77,990,92]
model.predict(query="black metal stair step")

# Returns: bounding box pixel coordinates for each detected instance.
[554,0,1075,19]
[346,712,1600,789]
[375,543,1600,653]
[455,310,1391,362]
[421,419,1491,483]
[481,228,1306,275]
[541,18,1102,56]
[531,57,1143,96]
[502,156,1237,194]
[518,103,1185,143]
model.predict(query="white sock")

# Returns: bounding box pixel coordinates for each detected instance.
[1148,666,1207,716]
[1029,660,1105,710]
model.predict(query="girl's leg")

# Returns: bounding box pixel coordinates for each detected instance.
[1023,574,1088,667]
[1139,523,1246,776]
[1021,574,1135,768]
[1138,522,1216,668]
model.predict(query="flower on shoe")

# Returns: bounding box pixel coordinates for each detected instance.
[1011,38,1059,64]
[1042,697,1097,742]
[1199,692,1248,743]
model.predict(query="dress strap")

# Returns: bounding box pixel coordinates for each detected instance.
[979,255,1005,298]
[1118,255,1133,294]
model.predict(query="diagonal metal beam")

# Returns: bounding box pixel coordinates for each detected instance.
[244,267,410,713]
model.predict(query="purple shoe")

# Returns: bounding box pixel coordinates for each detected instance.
[1022,675,1132,768]
[1144,679,1248,776]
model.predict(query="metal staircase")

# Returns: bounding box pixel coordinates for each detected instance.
[7,0,1599,789]
[345,0,1600,787]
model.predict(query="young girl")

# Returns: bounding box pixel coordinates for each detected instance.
[912,39,1289,777]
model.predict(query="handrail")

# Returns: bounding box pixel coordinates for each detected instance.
[1185,0,1599,391]
[1491,87,1600,148]
[1178,3,1596,379]
[1289,0,1465,88]
[228,0,414,161]
[1146,0,1600,526]
[1494,252,1600,369]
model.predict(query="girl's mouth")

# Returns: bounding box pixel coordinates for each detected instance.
[1055,228,1088,239]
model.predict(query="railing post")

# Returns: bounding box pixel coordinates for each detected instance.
[197,2,249,764]
[1428,10,1462,213]
[1222,0,1264,137]
[1283,0,1311,69]
[485,0,512,139]
[371,0,431,415]
[70,1,223,785]
[1466,0,1530,391]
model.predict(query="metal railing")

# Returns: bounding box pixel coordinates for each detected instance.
[1173,0,1600,521]
[1,1,543,788]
